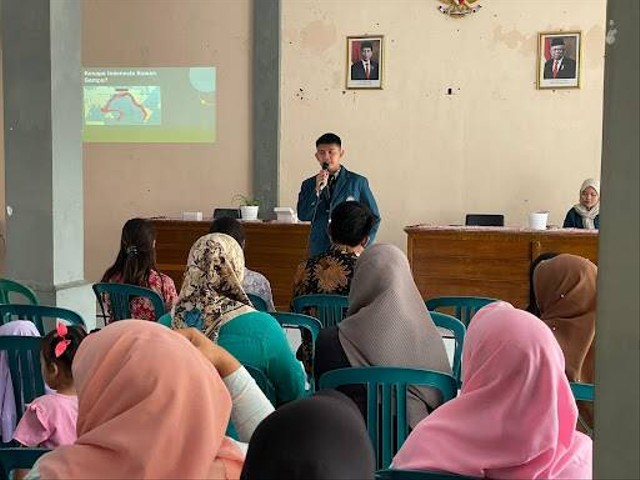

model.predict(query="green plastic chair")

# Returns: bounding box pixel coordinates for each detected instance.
[244,364,276,405]
[0,337,46,441]
[292,294,349,328]
[319,367,458,470]
[247,293,269,312]
[376,469,480,480]
[0,447,50,480]
[92,282,167,322]
[429,311,465,386]
[425,297,497,327]
[157,312,173,328]
[0,305,86,336]
[0,279,39,306]
[570,382,594,402]
[570,381,594,436]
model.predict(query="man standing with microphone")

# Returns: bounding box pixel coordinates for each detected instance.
[297,133,380,256]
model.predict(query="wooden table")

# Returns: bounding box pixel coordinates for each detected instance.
[405,225,599,308]
[152,219,310,310]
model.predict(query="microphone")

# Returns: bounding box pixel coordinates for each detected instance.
[322,162,329,170]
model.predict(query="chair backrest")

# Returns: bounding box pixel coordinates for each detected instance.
[319,367,458,470]
[0,447,50,480]
[157,312,173,328]
[244,364,276,405]
[376,468,480,480]
[425,297,497,327]
[0,305,86,336]
[0,337,46,429]
[429,311,466,386]
[247,293,269,312]
[92,282,166,322]
[292,294,349,328]
[0,279,39,306]
[570,382,594,402]
[464,214,504,227]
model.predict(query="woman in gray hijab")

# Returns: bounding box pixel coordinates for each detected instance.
[314,243,451,427]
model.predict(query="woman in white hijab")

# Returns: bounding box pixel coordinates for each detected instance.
[563,178,600,229]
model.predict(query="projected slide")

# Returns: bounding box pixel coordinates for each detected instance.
[82,67,216,143]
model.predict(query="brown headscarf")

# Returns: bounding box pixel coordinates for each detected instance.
[338,244,451,427]
[173,233,253,340]
[534,253,596,430]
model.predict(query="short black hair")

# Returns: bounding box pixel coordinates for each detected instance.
[329,201,376,247]
[360,41,373,51]
[41,325,88,380]
[316,133,341,148]
[209,216,246,248]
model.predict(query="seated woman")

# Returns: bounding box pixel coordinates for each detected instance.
[209,216,275,311]
[392,302,592,480]
[241,391,375,480]
[314,244,451,428]
[292,200,376,370]
[534,253,596,433]
[172,233,306,406]
[101,218,177,321]
[563,178,600,229]
[25,321,274,479]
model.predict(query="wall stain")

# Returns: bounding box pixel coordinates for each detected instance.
[492,26,535,56]
[300,20,337,54]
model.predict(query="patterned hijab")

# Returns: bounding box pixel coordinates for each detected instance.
[393,302,592,479]
[36,320,244,479]
[338,244,451,427]
[573,178,600,229]
[173,233,252,340]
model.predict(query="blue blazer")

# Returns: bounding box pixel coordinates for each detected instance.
[296,167,380,256]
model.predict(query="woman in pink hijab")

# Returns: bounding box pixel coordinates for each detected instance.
[28,320,247,479]
[392,302,592,479]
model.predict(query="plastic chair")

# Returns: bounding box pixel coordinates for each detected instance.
[429,312,465,386]
[0,337,46,441]
[0,447,50,480]
[92,283,166,322]
[0,305,86,336]
[319,367,458,470]
[570,382,594,402]
[376,469,480,480]
[157,312,173,328]
[244,364,276,405]
[292,294,349,328]
[425,297,497,327]
[247,293,269,312]
[0,279,39,306]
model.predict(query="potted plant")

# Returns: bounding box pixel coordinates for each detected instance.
[233,194,261,221]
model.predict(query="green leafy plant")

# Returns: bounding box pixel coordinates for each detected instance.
[233,194,261,207]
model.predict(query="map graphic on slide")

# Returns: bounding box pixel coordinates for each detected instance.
[84,86,161,125]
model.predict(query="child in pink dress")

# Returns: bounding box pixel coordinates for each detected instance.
[13,324,87,448]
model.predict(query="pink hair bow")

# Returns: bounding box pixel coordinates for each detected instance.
[54,322,71,358]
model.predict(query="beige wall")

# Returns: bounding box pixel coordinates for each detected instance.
[279,0,606,250]
[82,0,252,281]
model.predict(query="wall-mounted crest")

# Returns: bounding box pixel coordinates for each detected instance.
[438,0,482,17]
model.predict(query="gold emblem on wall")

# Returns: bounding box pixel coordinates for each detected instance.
[438,0,482,17]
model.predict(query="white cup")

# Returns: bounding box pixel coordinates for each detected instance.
[528,211,549,230]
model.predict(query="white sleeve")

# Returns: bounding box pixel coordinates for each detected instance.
[223,367,275,443]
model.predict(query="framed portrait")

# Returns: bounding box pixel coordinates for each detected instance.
[537,31,581,89]
[346,35,384,89]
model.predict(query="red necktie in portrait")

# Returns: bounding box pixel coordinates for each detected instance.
[552,60,559,78]
[365,63,370,80]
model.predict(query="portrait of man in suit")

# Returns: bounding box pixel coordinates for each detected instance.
[543,37,577,79]
[538,32,581,89]
[347,36,383,89]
